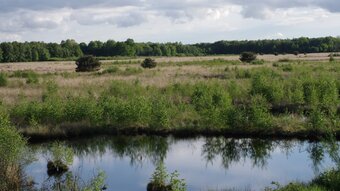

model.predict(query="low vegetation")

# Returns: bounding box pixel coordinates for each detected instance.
[269,168,340,191]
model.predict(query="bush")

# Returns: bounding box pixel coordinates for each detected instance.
[191,84,232,128]
[0,112,26,190]
[75,55,101,72]
[147,162,186,191]
[46,142,74,176]
[141,58,157,68]
[0,73,8,87]
[240,52,257,63]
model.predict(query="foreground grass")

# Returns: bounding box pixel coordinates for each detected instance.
[0,59,340,139]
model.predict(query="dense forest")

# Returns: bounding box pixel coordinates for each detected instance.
[0,37,339,63]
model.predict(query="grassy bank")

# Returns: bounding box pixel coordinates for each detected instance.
[0,57,340,140]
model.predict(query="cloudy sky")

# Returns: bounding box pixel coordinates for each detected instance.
[0,0,339,43]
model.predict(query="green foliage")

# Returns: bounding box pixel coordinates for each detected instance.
[150,97,171,128]
[76,55,101,72]
[251,59,265,65]
[248,95,272,128]
[227,95,272,129]
[26,71,39,84]
[103,66,120,74]
[0,112,26,190]
[0,73,8,87]
[83,171,107,191]
[281,64,293,72]
[141,58,157,69]
[312,168,340,190]
[148,162,186,191]
[271,168,340,191]
[240,52,257,63]
[122,67,143,75]
[49,142,74,167]
[191,83,232,128]
[0,112,26,167]
[251,71,284,103]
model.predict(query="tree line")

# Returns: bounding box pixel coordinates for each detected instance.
[0,37,339,63]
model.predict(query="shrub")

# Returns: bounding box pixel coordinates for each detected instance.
[141,58,157,68]
[239,52,257,63]
[147,162,186,191]
[0,112,26,190]
[0,73,8,87]
[150,97,171,129]
[248,95,272,128]
[250,72,284,103]
[191,84,232,128]
[75,55,101,72]
[46,142,74,176]
[329,55,335,62]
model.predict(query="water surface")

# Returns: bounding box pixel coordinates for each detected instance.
[26,136,339,190]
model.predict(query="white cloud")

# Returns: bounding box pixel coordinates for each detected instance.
[0,0,339,43]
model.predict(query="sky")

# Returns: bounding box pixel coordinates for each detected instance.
[0,0,339,43]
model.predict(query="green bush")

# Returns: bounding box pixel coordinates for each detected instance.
[147,162,186,191]
[240,52,257,63]
[0,73,8,87]
[251,71,284,103]
[150,97,171,129]
[141,58,157,69]
[0,112,26,190]
[76,55,101,72]
[191,84,232,128]
[248,95,272,128]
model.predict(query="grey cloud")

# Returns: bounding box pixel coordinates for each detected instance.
[0,0,339,33]
[114,12,147,27]
[0,10,62,32]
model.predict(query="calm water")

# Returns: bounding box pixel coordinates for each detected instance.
[25,136,340,191]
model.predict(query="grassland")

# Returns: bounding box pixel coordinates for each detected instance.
[0,53,339,140]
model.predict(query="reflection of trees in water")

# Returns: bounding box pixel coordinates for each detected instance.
[202,138,306,169]
[67,136,170,166]
[29,136,340,176]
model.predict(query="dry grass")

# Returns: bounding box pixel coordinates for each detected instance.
[0,53,335,73]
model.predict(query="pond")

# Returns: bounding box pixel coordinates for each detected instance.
[25,136,340,191]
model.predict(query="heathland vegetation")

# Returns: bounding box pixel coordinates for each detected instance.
[0,37,339,63]
[0,55,338,139]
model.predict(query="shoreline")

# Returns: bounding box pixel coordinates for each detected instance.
[22,126,339,143]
